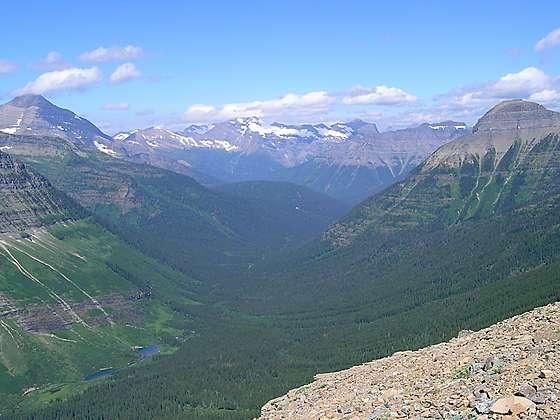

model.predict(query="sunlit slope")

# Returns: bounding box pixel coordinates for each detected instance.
[0,220,199,411]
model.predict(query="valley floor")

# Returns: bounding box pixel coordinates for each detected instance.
[259,302,560,419]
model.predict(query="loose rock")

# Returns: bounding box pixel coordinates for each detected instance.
[258,302,560,419]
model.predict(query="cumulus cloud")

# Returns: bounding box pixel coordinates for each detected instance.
[491,67,550,97]
[185,104,216,119]
[0,59,17,75]
[438,67,558,110]
[102,102,129,110]
[31,51,69,70]
[529,89,560,104]
[109,63,141,84]
[13,67,101,96]
[79,45,143,63]
[408,67,560,128]
[342,85,417,105]
[535,28,560,52]
[184,91,334,121]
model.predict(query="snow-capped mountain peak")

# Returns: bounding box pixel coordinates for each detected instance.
[0,94,113,145]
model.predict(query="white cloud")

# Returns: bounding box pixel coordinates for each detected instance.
[31,51,69,70]
[441,67,556,110]
[184,104,216,119]
[491,67,550,97]
[529,89,560,104]
[415,67,560,127]
[13,67,101,96]
[79,45,143,63]
[109,63,141,84]
[342,85,417,105]
[185,91,334,121]
[0,59,17,75]
[535,28,560,52]
[102,102,130,110]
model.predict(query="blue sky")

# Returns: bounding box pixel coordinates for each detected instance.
[1,0,559,132]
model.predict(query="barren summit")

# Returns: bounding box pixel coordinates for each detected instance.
[473,99,560,132]
[424,99,560,170]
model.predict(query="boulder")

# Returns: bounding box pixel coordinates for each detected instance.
[490,396,535,415]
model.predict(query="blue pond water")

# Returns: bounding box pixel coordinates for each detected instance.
[83,346,159,381]
[84,367,118,381]
[137,345,160,358]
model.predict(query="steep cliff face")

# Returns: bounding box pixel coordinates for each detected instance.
[0,151,73,232]
[259,302,560,419]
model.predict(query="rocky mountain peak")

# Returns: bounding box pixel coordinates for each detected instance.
[421,100,560,172]
[0,95,112,145]
[8,94,52,108]
[473,99,560,133]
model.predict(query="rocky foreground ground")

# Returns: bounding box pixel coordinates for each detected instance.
[259,302,560,419]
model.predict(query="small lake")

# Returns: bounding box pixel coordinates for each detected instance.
[84,367,118,381]
[137,345,160,358]
[83,345,159,382]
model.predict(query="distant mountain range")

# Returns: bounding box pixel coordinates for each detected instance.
[247,98,560,313]
[114,117,468,203]
[0,95,467,204]
[0,113,348,282]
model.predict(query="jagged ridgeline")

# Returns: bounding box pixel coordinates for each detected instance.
[0,151,80,231]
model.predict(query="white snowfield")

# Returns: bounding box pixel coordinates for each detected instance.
[94,140,119,157]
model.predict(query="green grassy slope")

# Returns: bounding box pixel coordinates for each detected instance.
[0,219,200,415]
[323,133,560,244]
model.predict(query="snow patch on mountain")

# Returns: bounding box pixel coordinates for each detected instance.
[316,127,349,139]
[197,139,239,151]
[93,141,118,157]
[113,132,132,141]
[0,127,18,134]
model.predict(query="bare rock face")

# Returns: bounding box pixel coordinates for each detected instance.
[424,99,560,171]
[0,151,72,232]
[258,302,560,419]
[0,94,113,147]
[473,99,560,133]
